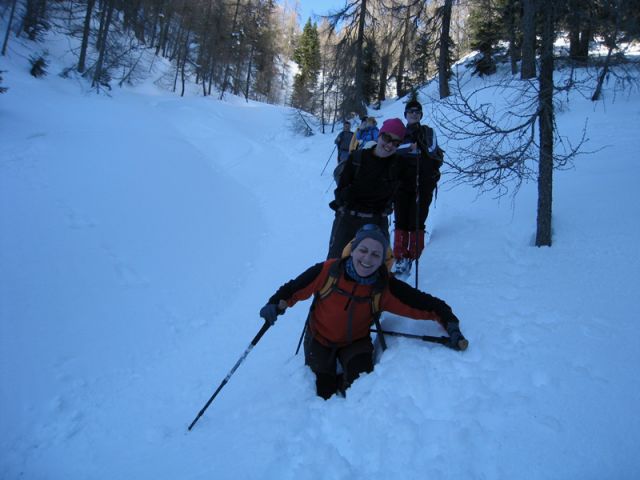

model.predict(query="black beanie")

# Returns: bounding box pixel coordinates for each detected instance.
[404,100,423,112]
[351,224,390,252]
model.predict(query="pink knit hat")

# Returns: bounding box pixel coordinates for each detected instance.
[379,118,406,140]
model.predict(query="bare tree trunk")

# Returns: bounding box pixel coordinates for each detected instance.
[1,0,18,56]
[438,0,453,98]
[148,0,162,49]
[244,43,255,101]
[506,0,519,75]
[22,0,47,41]
[536,0,554,247]
[220,0,242,100]
[396,3,410,98]
[180,30,190,97]
[353,0,367,114]
[378,53,389,102]
[319,57,328,132]
[207,52,216,95]
[95,0,108,54]
[92,0,115,88]
[332,91,339,132]
[157,6,173,57]
[521,0,536,79]
[77,0,95,73]
[172,27,185,92]
[592,0,620,101]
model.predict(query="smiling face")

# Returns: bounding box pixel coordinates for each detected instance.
[374,132,401,158]
[404,107,423,125]
[351,237,384,277]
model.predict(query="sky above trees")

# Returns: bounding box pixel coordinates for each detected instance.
[296,0,340,24]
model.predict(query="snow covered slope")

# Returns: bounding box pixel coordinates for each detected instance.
[1,38,640,479]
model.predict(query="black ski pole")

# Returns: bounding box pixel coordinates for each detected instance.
[295,321,307,355]
[413,128,431,290]
[370,328,468,350]
[414,154,421,289]
[321,145,337,176]
[188,321,271,431]
[324,177,335,194]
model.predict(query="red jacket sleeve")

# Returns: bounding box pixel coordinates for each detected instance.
[266,261,333,308]
[380,276,459,330]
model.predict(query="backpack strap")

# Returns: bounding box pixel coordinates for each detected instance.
[317,259,342,301]
[352,149,363,178]
[370,269,387,350]
[296,262,340,355]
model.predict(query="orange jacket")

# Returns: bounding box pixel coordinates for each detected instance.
[267,259,458,346]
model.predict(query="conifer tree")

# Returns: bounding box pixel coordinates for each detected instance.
[291,19,321,112]
[468,0,501,75]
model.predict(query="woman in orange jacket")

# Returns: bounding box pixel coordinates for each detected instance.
[259,225,467,400]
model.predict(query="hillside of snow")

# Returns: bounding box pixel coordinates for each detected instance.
[2,35,640,480]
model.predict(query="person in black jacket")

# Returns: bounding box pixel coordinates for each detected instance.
[334,121,353,163]
[327,118,407,259]
[260,224,467,399]
[393,100,444,274]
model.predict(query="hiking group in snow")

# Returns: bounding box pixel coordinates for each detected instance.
[259,100,467,400]
[189,100,468,429]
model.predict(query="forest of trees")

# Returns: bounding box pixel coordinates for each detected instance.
[2,0,638,116]
[1,0,639,245]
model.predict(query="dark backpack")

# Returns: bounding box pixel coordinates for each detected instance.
[332,149,363,184]
[418,125,445,166]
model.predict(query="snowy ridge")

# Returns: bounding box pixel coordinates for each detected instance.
[2,34,640,480]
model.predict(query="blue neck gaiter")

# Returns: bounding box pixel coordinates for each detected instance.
[345,257,379,285]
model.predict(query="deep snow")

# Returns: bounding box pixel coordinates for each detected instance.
[2,35,640,480]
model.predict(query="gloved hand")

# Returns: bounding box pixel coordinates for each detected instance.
[446,322,468,351]
[260,303,284,326]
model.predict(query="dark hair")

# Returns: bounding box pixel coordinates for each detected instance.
[404,100,422,112]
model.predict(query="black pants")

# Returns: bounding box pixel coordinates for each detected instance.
[327,210,389,259]
[304,332,374,399]
[393,181,436,231]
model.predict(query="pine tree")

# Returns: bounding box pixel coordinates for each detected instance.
[291,19,321,111]
[361,38,379,106]
[468,0,501,75]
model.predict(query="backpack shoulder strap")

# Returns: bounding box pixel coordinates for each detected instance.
[349,149,364,179]
[370,269,388,316]
[370,269,389,350]
[419,125,434,149]
[317,259,342,300]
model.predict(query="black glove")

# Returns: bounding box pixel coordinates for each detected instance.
[446,322,468,351]
[260,303,283,326]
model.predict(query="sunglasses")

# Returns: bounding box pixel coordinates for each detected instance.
[380,132,402,147]
[405,108,422,114]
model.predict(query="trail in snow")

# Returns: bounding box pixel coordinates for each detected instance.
[2,33,640,480]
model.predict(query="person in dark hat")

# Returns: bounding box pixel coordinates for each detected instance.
[393,100,444,275]
[326,118,407,260]
[259,224,467,399]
